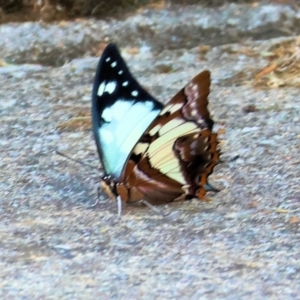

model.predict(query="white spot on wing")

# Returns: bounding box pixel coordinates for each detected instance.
[105,57,111,62]
[160,103,183,115]
[102,108,112,122]
[149,124,161,136]
[111,61,117,68]
[190,101,196,108]
[122,81,129,87]
[104,81,116,94]
[191,109,197,117]
[131,90,138,97]
[118,70,123,75]
[98,82,105,96]
[133,142,149,155]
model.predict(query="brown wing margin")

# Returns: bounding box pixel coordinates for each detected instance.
[174,130,220,200]
[183,70,214,129]
[180,71,220,199]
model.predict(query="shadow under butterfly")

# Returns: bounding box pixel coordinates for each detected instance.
[92,43,220,214]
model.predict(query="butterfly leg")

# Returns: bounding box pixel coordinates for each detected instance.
[117,195,122,218]
[140,199,166,216]
[204,183,220,193]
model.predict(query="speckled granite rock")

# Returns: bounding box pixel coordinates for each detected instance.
[0,3,299,299]
[0,3,300,65]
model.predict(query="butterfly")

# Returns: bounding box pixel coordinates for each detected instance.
[92,43,220,212]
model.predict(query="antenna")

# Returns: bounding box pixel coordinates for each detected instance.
[56,150,95,170]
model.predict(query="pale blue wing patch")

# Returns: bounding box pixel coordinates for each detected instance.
[99,100,161,178]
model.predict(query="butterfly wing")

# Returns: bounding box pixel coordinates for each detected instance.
[121,71,220,204]
[92,43,163,179]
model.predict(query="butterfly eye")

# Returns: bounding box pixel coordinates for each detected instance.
[102,175,111,184]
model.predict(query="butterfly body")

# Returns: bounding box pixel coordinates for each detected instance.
[92,43,220,205]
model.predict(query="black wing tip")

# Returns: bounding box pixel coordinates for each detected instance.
[104,42,117,50]
[101,43,121,58]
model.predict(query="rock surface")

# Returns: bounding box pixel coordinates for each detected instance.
[0,2,299,299]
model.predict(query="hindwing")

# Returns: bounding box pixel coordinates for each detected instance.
[120,71,220,204]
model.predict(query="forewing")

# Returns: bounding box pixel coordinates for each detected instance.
[92,43,163,179]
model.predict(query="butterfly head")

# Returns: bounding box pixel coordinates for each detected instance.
[100,174,131,202]
[100,175,118,200]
